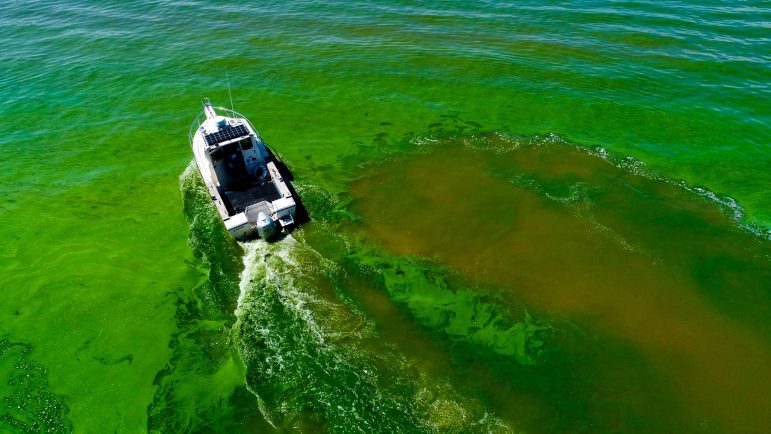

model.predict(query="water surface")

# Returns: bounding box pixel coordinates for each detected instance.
[0,0,769,432]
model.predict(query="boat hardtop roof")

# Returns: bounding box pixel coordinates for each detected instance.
[203,122,250,147]
[189,101,262,149]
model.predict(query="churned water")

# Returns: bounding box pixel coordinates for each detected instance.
[0,1,769,433]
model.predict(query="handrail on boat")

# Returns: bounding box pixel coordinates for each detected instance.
[188,106,260,147]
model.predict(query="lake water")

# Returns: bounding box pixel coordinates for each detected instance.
[1,1,769,432]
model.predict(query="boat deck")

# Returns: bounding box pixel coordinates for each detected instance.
[223,182,282,215]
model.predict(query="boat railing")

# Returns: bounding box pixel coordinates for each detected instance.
[188,106,259,147]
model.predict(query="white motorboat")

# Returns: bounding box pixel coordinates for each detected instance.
[189,99,297,240]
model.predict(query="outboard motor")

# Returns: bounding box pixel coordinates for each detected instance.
[255,211,277,240]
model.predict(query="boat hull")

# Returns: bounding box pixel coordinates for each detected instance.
[189,106,297,240]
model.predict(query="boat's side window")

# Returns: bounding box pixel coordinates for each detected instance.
[240,138,254,151]
[210,148,223,163]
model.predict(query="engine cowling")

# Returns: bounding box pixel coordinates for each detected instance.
[255,211,277,240]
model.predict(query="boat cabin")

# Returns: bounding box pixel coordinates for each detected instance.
[204,120,269,189]
[202,118,282,215]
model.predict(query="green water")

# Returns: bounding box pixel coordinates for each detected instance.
[1,1,769,432]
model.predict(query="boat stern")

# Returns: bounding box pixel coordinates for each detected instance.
[224,213,255,239]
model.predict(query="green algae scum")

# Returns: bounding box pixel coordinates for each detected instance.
[1,1,770,433]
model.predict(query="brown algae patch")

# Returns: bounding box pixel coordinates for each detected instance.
[349,134,771,433]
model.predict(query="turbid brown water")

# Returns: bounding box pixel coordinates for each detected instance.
[349,134,771,433]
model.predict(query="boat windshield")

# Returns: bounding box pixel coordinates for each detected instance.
[240,137,253,150]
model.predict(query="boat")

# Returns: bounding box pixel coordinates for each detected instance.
[189,99,297,240]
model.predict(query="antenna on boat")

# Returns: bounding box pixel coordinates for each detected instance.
[225,67,235,113]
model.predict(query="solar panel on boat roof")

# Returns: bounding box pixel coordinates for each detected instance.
[204,124,249,146]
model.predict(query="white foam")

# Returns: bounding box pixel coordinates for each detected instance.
[490,133,769,241]
[233,234,515,432]
[237,235,350,346]
[409,134,441,147]
[178,159,199,190]
[588,147,769,240]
